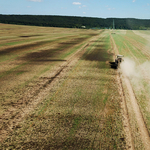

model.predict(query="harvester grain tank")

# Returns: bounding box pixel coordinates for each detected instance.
[115,55,124,68]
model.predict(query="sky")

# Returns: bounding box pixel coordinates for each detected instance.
[0,0,150,19]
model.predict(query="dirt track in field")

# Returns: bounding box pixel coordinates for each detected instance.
[110,33,134,150]
[111,32,150,150]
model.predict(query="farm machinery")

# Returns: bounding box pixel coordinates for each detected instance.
[109,54,124,69]
[115,55,124,68]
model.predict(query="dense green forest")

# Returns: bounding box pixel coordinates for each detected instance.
[0,14,150,30]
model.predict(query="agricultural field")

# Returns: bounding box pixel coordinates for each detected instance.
[0,23,150,149]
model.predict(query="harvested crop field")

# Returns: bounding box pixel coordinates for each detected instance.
[0,24,150,149]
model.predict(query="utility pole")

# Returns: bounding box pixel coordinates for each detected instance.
[113,19,115,30]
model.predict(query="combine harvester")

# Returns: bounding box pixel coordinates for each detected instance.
[115,55,124,69]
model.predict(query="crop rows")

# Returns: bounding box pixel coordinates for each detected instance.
[0,24,126,149]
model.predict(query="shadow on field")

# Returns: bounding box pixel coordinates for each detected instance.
[1,84,125,149]
[19,35,43,38]
[3,111,124,149]
[109,62,117,69]
[87,33,99,36]
[21,137,91,150]
[20,37,89,62]
[0,36,78,56]
[0,40,53,55]
[33,59,66,62]
[9,113,104,149]
[83,47,112,62]
[0,34,96,56]
[59,37,88,45]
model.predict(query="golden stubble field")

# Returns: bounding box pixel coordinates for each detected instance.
[0,23,150,149]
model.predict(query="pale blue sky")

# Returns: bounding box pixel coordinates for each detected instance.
[0,0,150,19]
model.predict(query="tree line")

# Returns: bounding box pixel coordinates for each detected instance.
[0,14,150,30]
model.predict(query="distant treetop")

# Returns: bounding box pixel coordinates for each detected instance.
[0,14,150,30]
